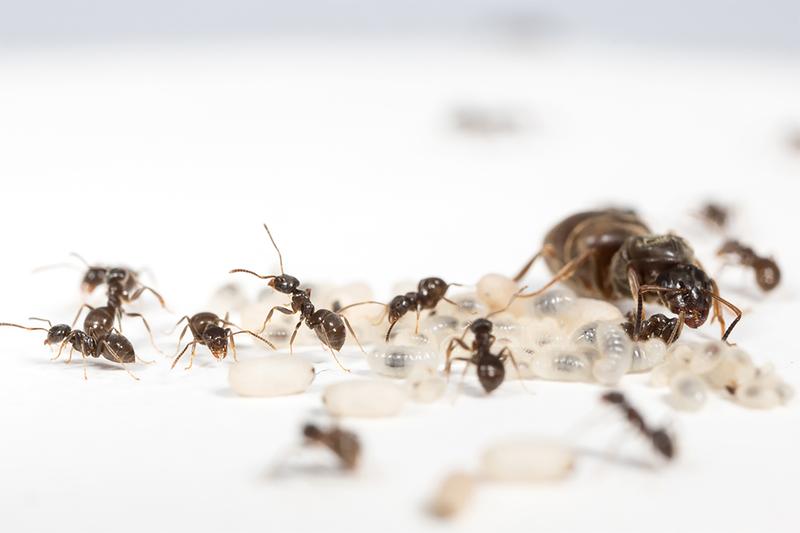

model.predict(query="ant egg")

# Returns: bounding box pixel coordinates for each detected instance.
[429,472,475,519]
[480,439,575,482]
[735,381,782,409]
[228,355,315,397]
[323,380,407,418]
[559,298,623,333]
[406,367,447,403]
[592,322,633,385]
[490,313,530,345]
[421,314,460,345]
[529,287,576,318]
[531,344,593,382]
[631,338,667,372]
[448,293,488,320]
[525,316,565,348]
[705,348,757,392]
[689,341,726,374]
[366,343,438,379]
[668,371,708,411]
[476,273,526,316]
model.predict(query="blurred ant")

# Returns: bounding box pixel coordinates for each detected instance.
[695,202,729,231]
[600,391,675,460]
[302,423,361,471]
[717,240,781,292]
[170,311,274,370]
[443,292,526,394]
[0,318,141,380]
[230,225,371,371]
[514,210,741,342]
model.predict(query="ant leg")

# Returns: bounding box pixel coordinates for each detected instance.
[54,332,77,362]
[516,248,596,299]
[257,306,295,335]
[100,340,140,381]
[497,346,532,393]
[229,333,238,362]
[227,329,277,350]
[335,301,387,315]
[128,285,168,310]
[627,267,645,340]
[173,323,191,357]
[318,327,350,372]
[288,319,304,355]
[414,307,421,335]
[165,315,190,335]
[172,340,199,370]
[512,244,557,282]
[702,289,742,342]
[667,312,685,344]
[123,311,163,356]
[71,304,94,328]
[709,280,727,336]
[340,315,367,354]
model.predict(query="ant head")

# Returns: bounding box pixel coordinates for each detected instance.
[601,390,625,405]
[81,267,107,293]
[268,274,300,294]
[651,429,675,460]
[655,264,712,329]
[388,293,415,323]
[202,325,229,359]
[105,268,128,284]
[302,423,322,440]
[44,324,72,345]
[754,258,780,291]
[470,318,493,336]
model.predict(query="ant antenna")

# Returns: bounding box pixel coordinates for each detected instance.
[69,252,91,267]
[0,322,49,333]
[229,269,276,280]
[263,224,285,275]
[28,317,54,327]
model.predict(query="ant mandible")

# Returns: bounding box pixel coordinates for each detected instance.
[230,224,369,371]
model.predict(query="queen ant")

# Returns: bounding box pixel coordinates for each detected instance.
[513,209,742,343]
[169,311,274,370]
[600,391,675,460]
[0,318,142,380]
[717,239,780,292]
[230,225,371,371]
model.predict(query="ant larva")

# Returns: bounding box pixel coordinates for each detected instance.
[169,312,274,370]
[600,391,675,460]
[230,224,370,371]
[717,239,781,292]
[513,209,742,343]
[302,423,361,471]
[0,318,142,380]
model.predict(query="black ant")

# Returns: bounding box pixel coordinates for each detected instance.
[717,239,781,292]
[0,318,141,380]
[621,311,681,344]
[442,293,526,394]
[230,224,370,371]
[513,209,741,343]
[695,202,729,230]
[302,423,361,471]
[600,391,675,460]
[170,312,274,370]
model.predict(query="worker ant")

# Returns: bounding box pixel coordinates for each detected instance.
[513,209,742,343]
[600,391,675,460]
[302,423,361,471]
[442,292,527,394]
[695,202,730,231]
[0,318,141,380]
[170,311,274,370]
[717,239,781,292]
[230,224,370,370]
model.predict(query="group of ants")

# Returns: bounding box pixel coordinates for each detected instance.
[1,204,780,465]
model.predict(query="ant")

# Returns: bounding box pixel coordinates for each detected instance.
[600,391,675,460]
[343,278,464,342]
[695,202,729,230]
[621,311,680,344]
[230,224,370,371]
[717,239,781,292]
[302,423,361,471]
[443,293,526,394]
[170,312,274,370]
[0,318,141,380]
[513,209,742,343]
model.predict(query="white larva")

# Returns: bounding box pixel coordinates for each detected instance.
[528,287,576,318]
[631,338,668,372]
[592,321,633,385]
[228,355,315,397]
[531,344,593,382]
[366,343,439,379]
[323,380,407,417]
[480,439,575,482]
[558,298,623,334]
[668,371,708,411]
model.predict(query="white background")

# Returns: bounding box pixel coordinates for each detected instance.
[1,35,799,532]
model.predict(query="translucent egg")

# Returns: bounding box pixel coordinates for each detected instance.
[490,313,530,345]
[447,293,488,320]
[529,287,576,318]
[531,344,593,382]
[421,314,460,346]
[689,341,726,375]
[735,381,782,409]
[366,343,439,378]
[669,371,708,411]
[592,321,633,385]
[705,348,756,391]
[630,338,667,372]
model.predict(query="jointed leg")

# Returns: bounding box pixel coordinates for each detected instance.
[172,340,200,370]
[318,327,350,372]
[71,304,95,328]
[517,248,596,299]
[512,244,557,283]
[123,311,163,356]
[257,305,295,335]
[497,346,531,392]
[128,284,168,310]
[340,315,367,354]
[100,340,140,381]
[173,323,191,357]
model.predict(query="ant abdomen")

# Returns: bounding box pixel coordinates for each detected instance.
[311,310,347,351]
[416,278,448,308]
[101,333,136,364]
[754,258,780,291]
[477,355,505,393]
[84,306,115,339]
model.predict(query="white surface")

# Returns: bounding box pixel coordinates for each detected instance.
[0,40,799,533]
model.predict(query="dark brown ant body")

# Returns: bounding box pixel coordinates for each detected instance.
[0,318,139,379]
[600,391,675,460]
[230,225,368,370]
[717,239,780,292]
[621,311,680,344]
[444,317,522,394]
[696,202,729,230]
[302,423,361,471]
[514,209,741,342]
[170,312,273,370]
[378,278,462,341]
